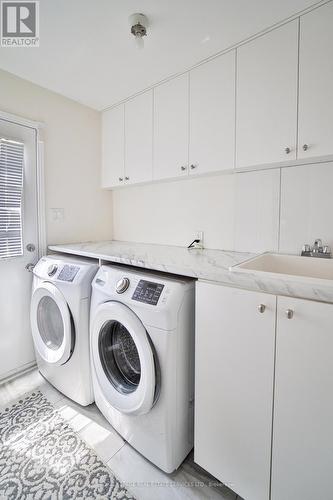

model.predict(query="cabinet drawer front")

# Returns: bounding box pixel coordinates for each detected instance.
[195,282,275,500]
[272,296,333,500]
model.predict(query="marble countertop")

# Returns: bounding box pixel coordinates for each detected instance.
[48,240,254,282]
[48,240,333,303]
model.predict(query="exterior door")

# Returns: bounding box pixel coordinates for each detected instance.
[0,118,39,380]
[91,301,156,415]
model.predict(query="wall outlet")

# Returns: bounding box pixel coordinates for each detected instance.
[195,230,204,248]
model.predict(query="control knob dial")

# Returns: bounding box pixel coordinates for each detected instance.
[116,277,130,294]
[47,264,58,277]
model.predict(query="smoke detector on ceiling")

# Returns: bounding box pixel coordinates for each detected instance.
[129,13,149,49]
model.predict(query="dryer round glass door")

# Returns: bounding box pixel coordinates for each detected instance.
[37,296,64,350]
[91,301,158,416]
[99,321,141,394]
[30,282,73,365]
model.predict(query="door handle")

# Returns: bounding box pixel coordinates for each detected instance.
[26,243,36,252]
[25,263,35,273]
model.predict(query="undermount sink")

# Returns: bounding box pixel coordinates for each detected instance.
[231,253,333,281]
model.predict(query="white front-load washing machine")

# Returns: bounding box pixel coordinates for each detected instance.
[90,264,195,473]
[30,254,98,405]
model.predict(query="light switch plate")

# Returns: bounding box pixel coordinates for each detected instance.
[50,208,64,221]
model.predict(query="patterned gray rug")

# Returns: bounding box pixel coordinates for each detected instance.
[0,391,135,499]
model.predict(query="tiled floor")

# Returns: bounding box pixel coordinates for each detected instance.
[0,368,242,500]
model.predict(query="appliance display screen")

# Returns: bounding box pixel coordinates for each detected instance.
[58,265,80,282]
[132,280,164,305]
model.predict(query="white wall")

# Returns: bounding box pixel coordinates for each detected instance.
[113,175,235,250]
[113,162,333,255]
[0,69,112,245]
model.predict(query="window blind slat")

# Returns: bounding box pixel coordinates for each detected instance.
[0,139,24,259]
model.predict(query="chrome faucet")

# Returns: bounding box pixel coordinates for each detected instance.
[301,238,332,258]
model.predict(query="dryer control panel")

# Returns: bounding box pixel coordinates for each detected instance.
[58,264,80,282]
[132,280,164,306]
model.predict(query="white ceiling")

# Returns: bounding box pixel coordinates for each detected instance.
[0,0,323,110]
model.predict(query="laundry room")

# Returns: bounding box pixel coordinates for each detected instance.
[0,1,333,499]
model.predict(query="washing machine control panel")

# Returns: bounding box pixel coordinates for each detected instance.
[132,280,164,305]
[58,264,80,282]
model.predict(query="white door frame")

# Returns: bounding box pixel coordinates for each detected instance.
[0,109,46,257]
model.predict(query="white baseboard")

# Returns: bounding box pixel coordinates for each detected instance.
[0,361,37,385]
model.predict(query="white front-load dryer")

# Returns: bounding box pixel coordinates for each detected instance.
[90,264,195,473]
[30,254,98,405]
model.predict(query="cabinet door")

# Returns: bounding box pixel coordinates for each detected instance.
[153,74,189,180]
[189,51,235,174]
[101,105,124,188]
[195,282,275,500]
[272,296,333,500]
[298,3,333,159]
[236,21,298,168]
[125,91,153,184]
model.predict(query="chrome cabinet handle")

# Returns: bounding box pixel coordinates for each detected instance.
[285,309,294,320]
[190,164,197,170]
[257,304,266,314]
[285,147,291,154]
[181,166,187,171]
[118,177,123,182]
[302,144,309,151]
[125,176,129,181]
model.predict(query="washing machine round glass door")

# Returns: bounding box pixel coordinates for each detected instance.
[91,301,158,416]
[30,282,73,365]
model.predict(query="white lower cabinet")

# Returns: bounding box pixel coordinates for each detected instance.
[271,296,333,500]
[195,282,276,500]
[195,282,333,500]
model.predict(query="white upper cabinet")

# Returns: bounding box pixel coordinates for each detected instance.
[101,104,125,188]
[236,21,298,169]
[153,74,189,180]
[189,51,236,174]
[125,90,153,185]
[101,5,333,189]
[298,3,333,160]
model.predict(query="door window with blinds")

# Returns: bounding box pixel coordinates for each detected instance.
[0,138,24,259]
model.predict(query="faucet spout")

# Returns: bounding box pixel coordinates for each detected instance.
[301,239,331,259]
